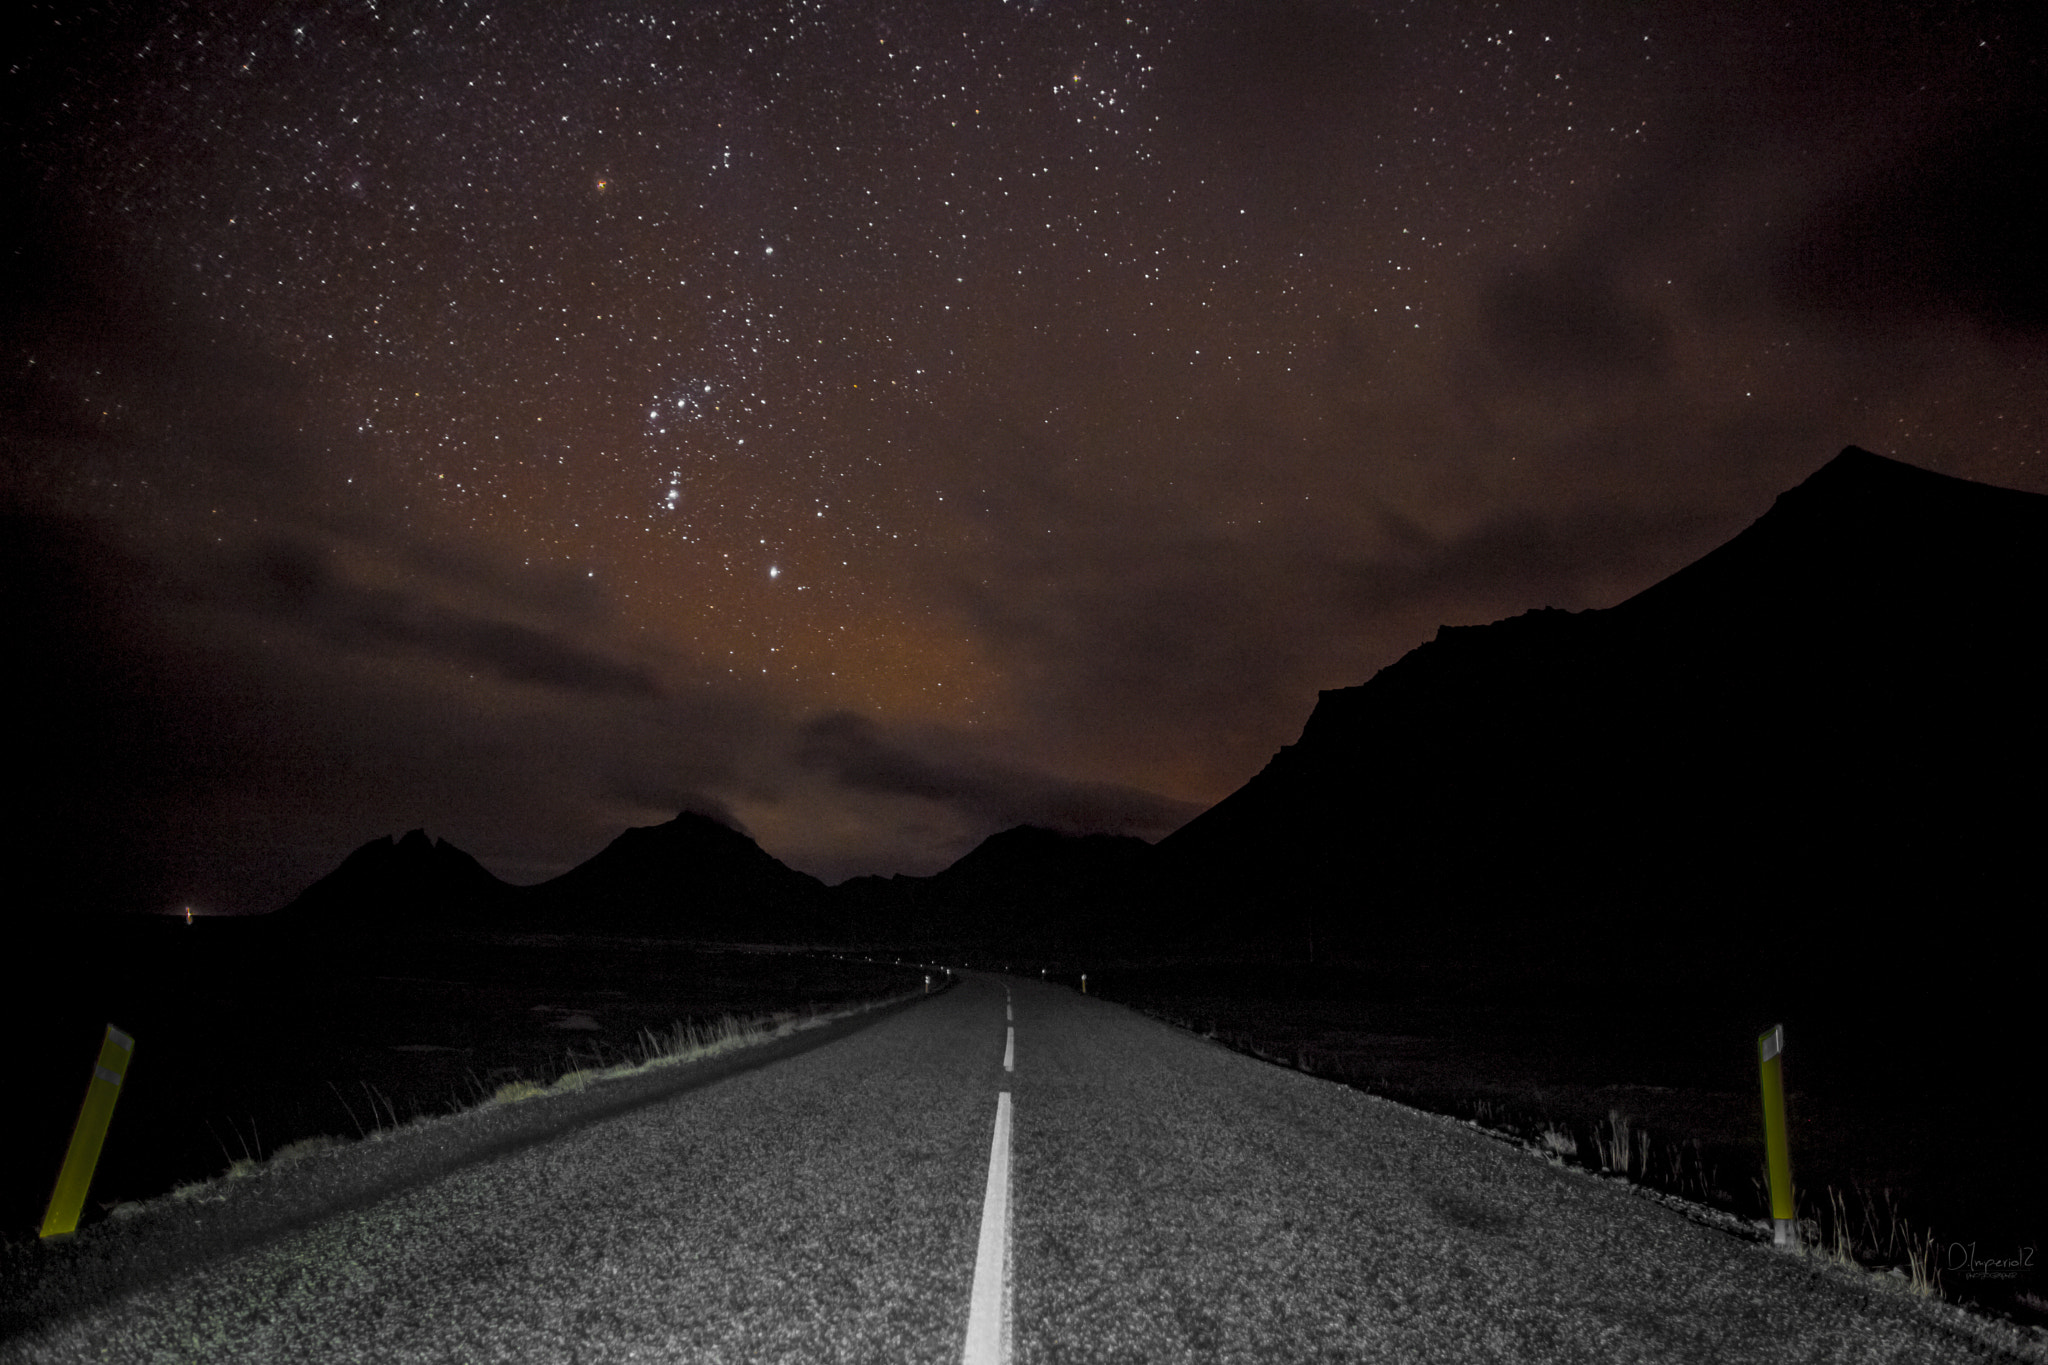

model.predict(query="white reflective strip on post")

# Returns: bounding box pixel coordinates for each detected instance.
[961,1092,1013,1365]
[93,1065,123,1087]
[108,1028,135,1052]
[1760,1025,1783,1063]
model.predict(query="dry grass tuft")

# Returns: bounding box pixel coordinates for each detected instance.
[267,1135,341,1166]
[491,1079,548,1104]
[1595,1109,1636,1176]
[1784,1182,1946,1298]
[549,1068,598,1094]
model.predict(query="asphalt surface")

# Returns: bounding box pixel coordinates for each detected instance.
[5,973,2041,1364]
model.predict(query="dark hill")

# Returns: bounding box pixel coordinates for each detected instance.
[934,825,1154,915]
[273,828,509,927]
[271,811,830,943]
[512,810,828,940]
[266,448,2044,980]
[827,825,1156,953]
[1157,447,2048,987]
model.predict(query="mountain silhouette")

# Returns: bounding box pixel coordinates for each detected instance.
[829,825,1155,952]
[513,810,827,939]
[274,828,509,927]
[1156,447,2048,986]
[266,447,2044,989]
[273,811,828,942]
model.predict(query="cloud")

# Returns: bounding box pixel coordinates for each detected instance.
[1336,500,1737,620]
[0,497,745,908]
[218,535,663,699]
[948,523,1330,777]
[1773,103,2048,337]
[933,439,1779,820]
[1480,262,1673,384]
[599,773,751,838]
[794,711,1200,840]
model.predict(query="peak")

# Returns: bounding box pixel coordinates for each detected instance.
[274,826,505,923]
[943,825,1063,872]
[645,806,752,838]
[1779,446,2048,520]
[955,825,1141,865]
[1608,447,2048,627]
[1814,444,1900,476]
[641,809,748,840]
[669,808,732,828]
[1794,445,1974,499]
[978,824,1066,848]
[941,825,1155,885]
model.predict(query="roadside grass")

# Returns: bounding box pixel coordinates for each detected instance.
[139,992,927,1213]
[1571,1109,1943,1299]
[8,937,945,1241]
[1136,1002,1963,1307]
[1796,1182,1945,1298]
[1541,1105,1947,1298]
[487,1008,813,1104]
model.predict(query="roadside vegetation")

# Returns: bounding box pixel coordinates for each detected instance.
[1076,955,2041,1330]
[14,928,933,1241]
[142,992,929,1214]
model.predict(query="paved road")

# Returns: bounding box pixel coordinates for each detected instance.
[4,973,2038,1363]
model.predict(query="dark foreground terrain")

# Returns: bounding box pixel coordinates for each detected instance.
[9,974,2040,1363]
[1054,951,2044,1329]
[8,915,926,1242]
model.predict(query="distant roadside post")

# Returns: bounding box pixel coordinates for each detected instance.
[40,1024,136,1239]
[1758,1024,1795,1248]
[1080,973,1088,995]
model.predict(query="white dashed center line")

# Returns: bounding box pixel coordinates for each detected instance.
[961,1090,1013,1364]
[1003,1026,1014,1073]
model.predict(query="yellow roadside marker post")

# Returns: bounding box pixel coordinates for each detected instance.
[1080,973,1087,995]
[1758,1023,1796,1248]
[40,1024,136,1239]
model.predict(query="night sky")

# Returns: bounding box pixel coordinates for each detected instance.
[7,1,2044,915]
